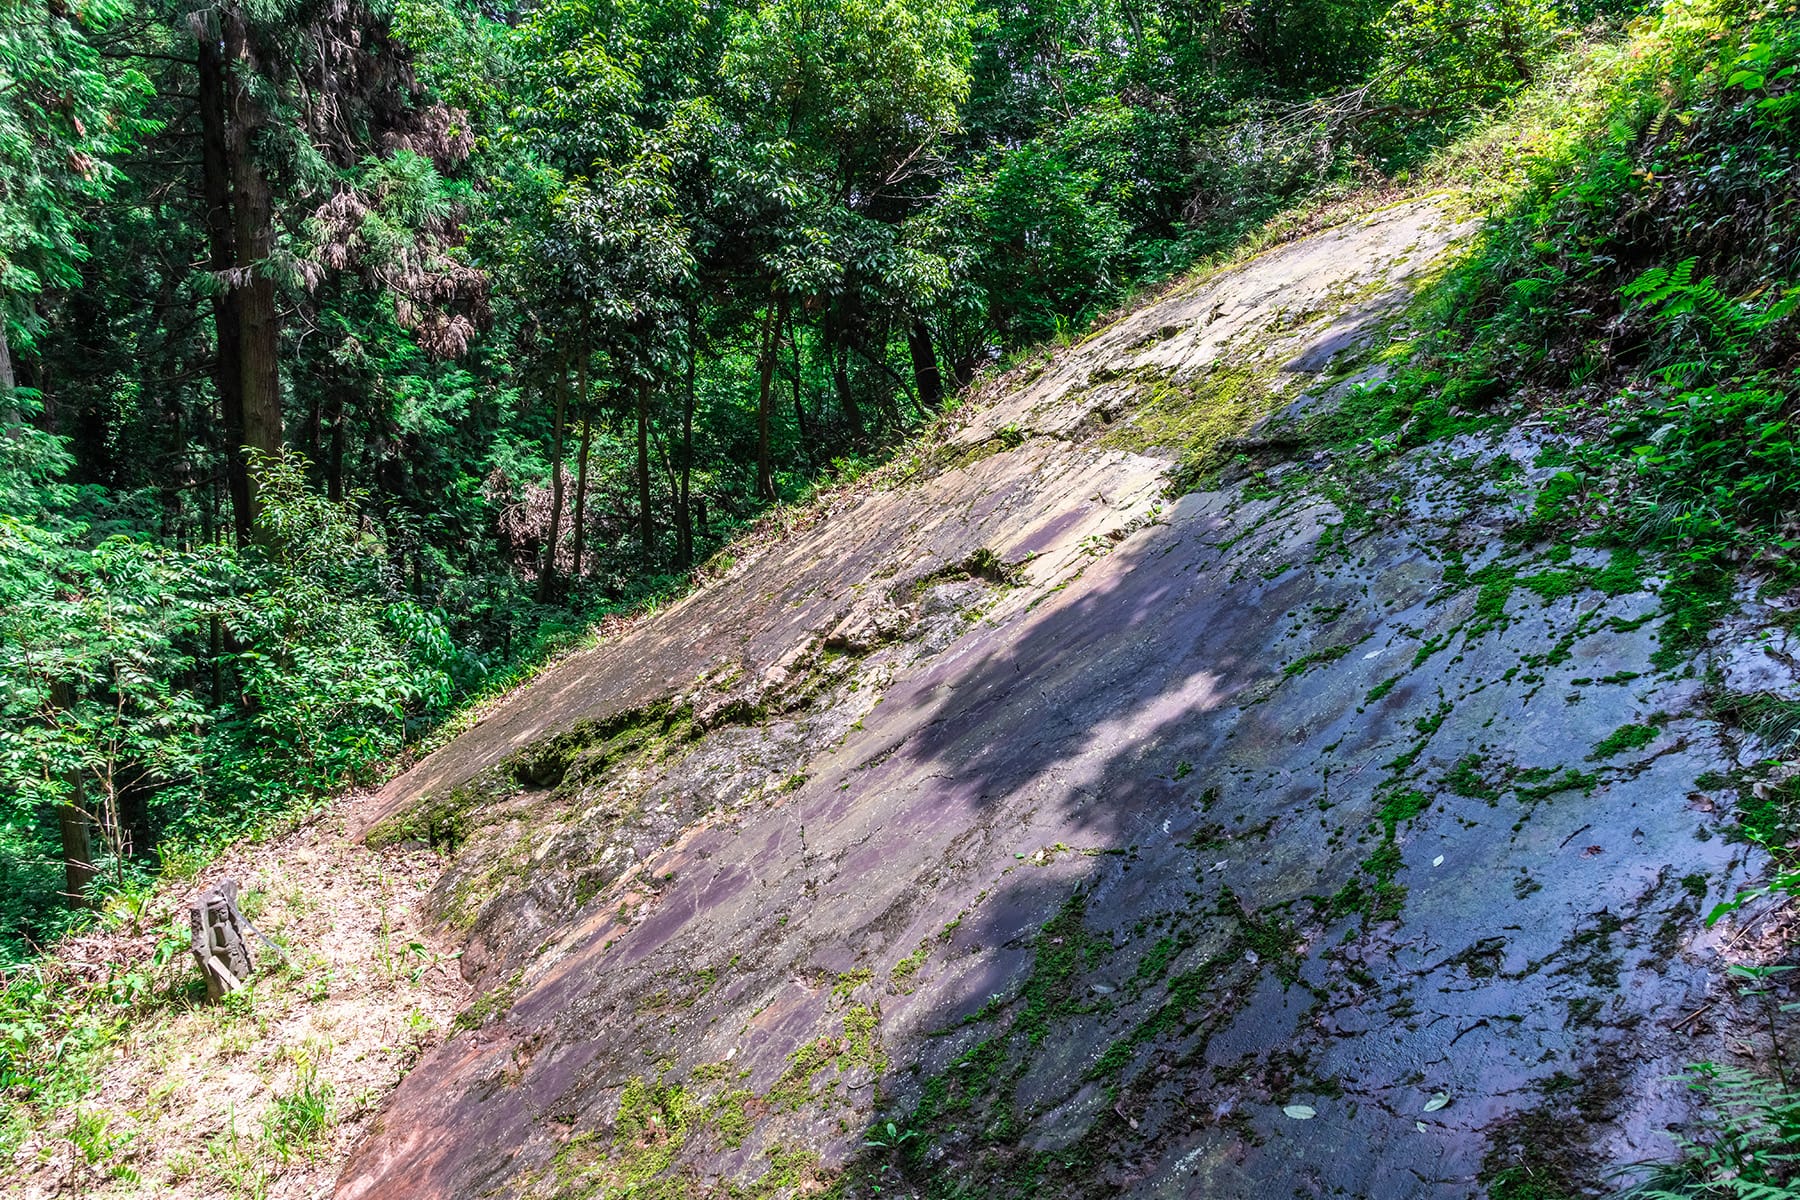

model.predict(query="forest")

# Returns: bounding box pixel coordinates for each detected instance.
[7,0,1800,1189]
[0,0,1596,961]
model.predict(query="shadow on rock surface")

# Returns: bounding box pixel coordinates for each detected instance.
[333,205,1762,1200]
[340,448,1749,1200]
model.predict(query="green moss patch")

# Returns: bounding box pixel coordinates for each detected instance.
[1588,720,1661,760]
[1097,363,1282,494]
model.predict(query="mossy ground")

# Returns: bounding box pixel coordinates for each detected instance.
[529,1002,887,1199]
[1098,363,1283,493]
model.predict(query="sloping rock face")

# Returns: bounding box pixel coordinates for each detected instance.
[339,199,1765,1199]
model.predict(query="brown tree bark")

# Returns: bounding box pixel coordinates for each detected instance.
[832,332,861,439]
[636,382,652,565]
[571,419,592,584]
[570,339,591,583]
[677,307,697,568]
[538,365,568,604]
[49,681,95,907]
[788,323,811,463]
[59,801,94,908]
[195,20,250,543]
[222,12,283,532]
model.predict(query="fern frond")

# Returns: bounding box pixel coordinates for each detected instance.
[1623,263,1674,301]
[1690,280,1744,335]
[1753,287,1799,330]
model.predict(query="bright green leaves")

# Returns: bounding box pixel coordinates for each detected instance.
[935,137,1131,343]
[1374,0,1563,118]
[1620,258,1798,387]
[1725,25,1800,123]
[714,0,978,313]
[0,0,155,340]
[0,438,463,953]
[722,0,978,165]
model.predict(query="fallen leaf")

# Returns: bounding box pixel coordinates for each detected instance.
[1423,1092,1450,1113]
[1431,855,1445,867]
[1283,1105,1317,1120]
[1582,844,1604,857]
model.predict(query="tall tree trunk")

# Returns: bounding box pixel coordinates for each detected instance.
[210,614,224,708]
[222,12,282,532]
[788,323,811,464]
[571,418,592,584]
[118,775,153,878]
[832,331,861,440]
[325,389,346,502]
[636,382,653,565]
[755,299,783,500]
[194,19,250,543]
[907,318,944,410]
[569,338,592,584]
[59,798,94,908]
[49,682,94,907]
[568,336,591,584]
[848,333,914,423]
[949,351,978,392]
[304,392,322,465]
[677,308,697,568]
[34,357,53,433]
[0,324,14,397]
[538,366,568,604]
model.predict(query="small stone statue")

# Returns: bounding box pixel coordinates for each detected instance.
[189,879,256,1000]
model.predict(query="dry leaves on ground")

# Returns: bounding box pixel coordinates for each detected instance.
[6,790,463,1200]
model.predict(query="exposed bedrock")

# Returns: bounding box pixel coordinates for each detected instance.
[338,199,1766,1199]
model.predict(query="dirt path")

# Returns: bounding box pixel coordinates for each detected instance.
[5,793,463,1200]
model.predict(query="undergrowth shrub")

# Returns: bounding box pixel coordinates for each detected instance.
[0,447,471,966]
[1631,1062,1800,1197]
[1316,1,1800,1185]
[1320,0,1799,587]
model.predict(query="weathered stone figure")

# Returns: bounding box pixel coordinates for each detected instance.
[189,879,255,1000]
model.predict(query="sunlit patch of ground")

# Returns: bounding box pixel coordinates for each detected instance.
[6,793,462,1200]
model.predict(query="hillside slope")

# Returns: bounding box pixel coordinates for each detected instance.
[335,197,1765,1199]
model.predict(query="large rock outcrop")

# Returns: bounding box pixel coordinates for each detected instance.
[338,199,1769,1199]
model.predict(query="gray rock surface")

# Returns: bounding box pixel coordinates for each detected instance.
[337,199,1769,1200]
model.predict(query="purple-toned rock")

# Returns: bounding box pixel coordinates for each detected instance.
[338,201,1756,1200]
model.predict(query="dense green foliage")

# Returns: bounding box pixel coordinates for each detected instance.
[0,0,1626,964]
[1305,0,1796,675]
[0,432,459,955]
[1357,0,1798,558]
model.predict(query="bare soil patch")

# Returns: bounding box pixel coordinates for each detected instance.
[4,791,462,1200]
